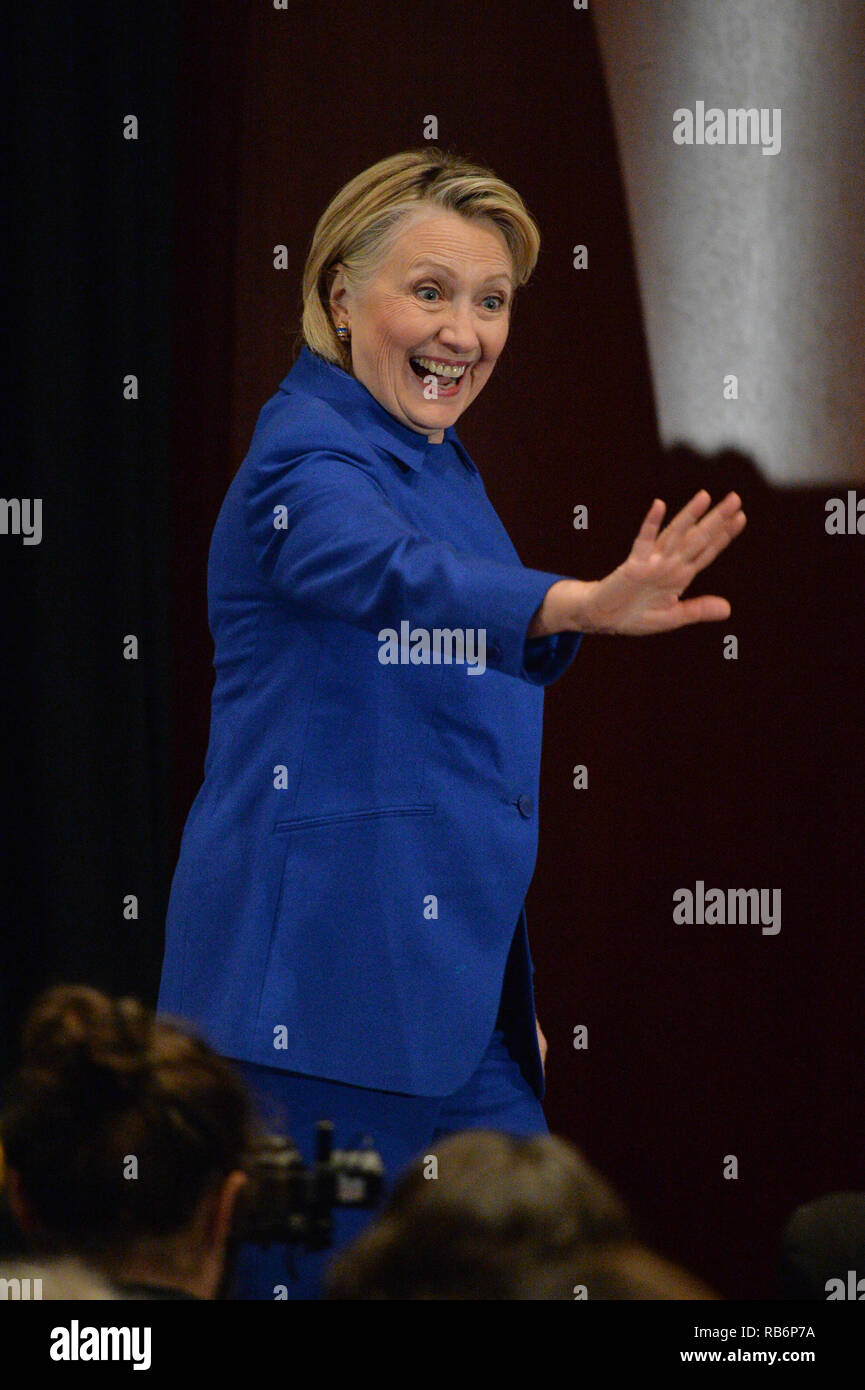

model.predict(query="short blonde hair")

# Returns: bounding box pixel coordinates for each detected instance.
[299,148,541,371]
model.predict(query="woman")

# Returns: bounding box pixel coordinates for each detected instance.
[1,985,251,1299]
[157,148,746,1299]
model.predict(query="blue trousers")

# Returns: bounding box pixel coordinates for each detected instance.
[228,1023,547,1300]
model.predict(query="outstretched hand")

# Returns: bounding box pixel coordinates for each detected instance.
[579,490,747,635]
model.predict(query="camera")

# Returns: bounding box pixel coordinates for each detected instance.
[231,1120,384,1252]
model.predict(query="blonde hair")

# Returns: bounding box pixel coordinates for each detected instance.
[299,148,541,371]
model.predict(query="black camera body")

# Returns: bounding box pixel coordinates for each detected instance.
[232,1120,384,1252]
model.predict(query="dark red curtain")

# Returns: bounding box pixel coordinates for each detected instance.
[170,0,865,1299]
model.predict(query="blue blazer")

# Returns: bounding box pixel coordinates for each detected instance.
[157,347,582,1098]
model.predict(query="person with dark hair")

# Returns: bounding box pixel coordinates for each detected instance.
[779,1193,865,1300]
[0,985,252,1300]
[324,1129,716,1300]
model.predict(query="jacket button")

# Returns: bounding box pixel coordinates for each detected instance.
[517,794,534,818]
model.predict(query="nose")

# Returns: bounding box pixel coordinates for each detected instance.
[435,301,481,357]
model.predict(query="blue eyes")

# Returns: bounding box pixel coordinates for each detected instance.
[416,285,506,311]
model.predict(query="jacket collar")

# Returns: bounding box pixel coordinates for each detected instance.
[278,346,477,475]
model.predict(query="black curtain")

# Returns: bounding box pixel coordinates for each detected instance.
[2,2,178,1077]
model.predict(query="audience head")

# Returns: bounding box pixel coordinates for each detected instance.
[325,1128,716,1299]
[0,985,253,1299]
[779,1192,865,1300]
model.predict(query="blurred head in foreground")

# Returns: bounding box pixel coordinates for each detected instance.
[779,1192,865,1300]
[325,1129,716,1300]
[1,985,252,1299]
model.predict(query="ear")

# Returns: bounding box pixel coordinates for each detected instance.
[328,264,349,323]
[207,1169,248,1252]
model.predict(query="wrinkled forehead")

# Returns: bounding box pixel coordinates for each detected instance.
[377,206,514,285]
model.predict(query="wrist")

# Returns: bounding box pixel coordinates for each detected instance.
[528,579,593,637]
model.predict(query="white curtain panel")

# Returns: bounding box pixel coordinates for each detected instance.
[593,0,865,484]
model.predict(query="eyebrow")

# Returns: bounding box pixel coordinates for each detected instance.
[408,260,513,288]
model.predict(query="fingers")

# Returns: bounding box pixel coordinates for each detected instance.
[662,501,745,603]
[625,490,746,631]
[629,497,667,560]
[685,491,742,552]
[648,593,732,632]
[655,489,713,553]
[660,491,745,565]
[675,594,732,625]
[686,506,747,573]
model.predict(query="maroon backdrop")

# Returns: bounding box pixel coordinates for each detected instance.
[169,0,865,1298]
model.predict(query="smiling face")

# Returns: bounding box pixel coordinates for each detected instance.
[328,208,513,443]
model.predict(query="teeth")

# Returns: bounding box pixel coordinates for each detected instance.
[412,356,467,379]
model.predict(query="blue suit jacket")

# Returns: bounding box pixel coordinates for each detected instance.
[157,347,582,1098]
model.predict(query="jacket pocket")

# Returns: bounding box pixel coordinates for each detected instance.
[272,803,435,833]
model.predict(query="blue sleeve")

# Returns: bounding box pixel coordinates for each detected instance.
[521,630,583,684]
[243,447,582,686]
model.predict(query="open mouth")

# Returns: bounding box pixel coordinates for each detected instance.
[408,355,469,396]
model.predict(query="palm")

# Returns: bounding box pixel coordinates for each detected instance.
[585,490,747,635]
